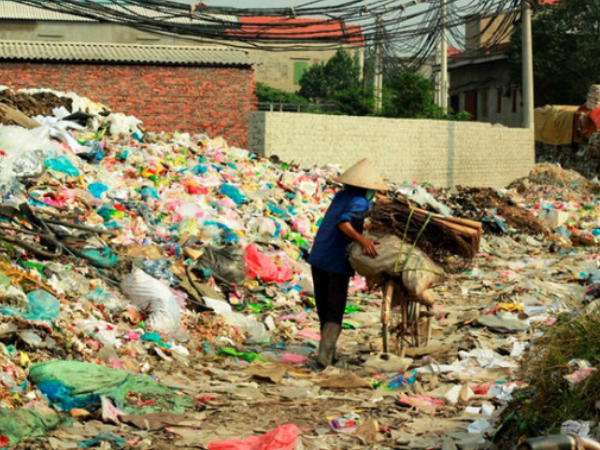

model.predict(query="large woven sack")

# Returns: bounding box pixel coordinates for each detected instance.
[348,231,445,300]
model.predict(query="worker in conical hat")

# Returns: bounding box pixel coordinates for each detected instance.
[307,158,390,368]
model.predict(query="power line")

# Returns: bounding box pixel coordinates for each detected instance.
[6,0,540,67]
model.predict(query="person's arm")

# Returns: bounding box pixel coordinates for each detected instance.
[338,222,378,257]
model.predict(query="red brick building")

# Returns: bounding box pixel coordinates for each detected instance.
[0,40,256,147]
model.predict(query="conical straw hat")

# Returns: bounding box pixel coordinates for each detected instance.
[333,158,390,191]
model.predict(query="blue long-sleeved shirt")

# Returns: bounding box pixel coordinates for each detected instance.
[308,189,370,275]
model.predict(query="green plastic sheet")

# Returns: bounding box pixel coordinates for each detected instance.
[0,409,65,446]
[29,360,193,415]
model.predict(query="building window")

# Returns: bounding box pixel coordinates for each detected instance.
[497,88,502,113]
[481,90,489,118]
[512,88,518,113]
[293,61,308,86]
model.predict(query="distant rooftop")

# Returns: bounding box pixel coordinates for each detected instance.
[0,40,253,66]
[229,16,364,45]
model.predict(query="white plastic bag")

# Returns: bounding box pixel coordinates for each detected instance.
[0,126,54,192]
[106,113,143,136]
[121,268,180,333]
[395,185,452,217]
[204,297,270,344]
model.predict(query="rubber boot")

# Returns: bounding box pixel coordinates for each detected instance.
[317,322,341,369]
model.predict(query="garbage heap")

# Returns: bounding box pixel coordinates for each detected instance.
[0,87,344,442]
[2,87,600,448]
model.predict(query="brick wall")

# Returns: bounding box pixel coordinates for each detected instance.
[249,112,535,188]
[0,62,256,147]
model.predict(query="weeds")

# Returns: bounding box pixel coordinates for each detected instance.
[496,312,600,446]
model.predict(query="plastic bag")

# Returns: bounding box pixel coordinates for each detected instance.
[0,289,61,323]
[13,150,45,178]
[106,113,143,137]
[348,231,444,299]
[197,245,245,285]
[89,182,109,199]
[207,423,301,450]
[245,244,293,284]
[121,268,180,333]
[396,185,452,217]
[204,297,270,344]
[0,126,53,192]
[247,217,277,239]
[220,183,245,206]
[44,155,80,176]
[142,259,179,286]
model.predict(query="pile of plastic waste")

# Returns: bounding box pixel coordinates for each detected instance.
[0,87,347,444]
[2,87,600,449]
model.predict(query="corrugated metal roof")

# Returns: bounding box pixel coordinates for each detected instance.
[0,1,238,25]
[0,40,253,66]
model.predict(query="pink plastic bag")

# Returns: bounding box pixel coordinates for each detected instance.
[397,395,444,408]
[207,424,301,450]
[281,353,308,365]
[245,244,293,283]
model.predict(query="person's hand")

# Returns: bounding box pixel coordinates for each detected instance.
[359,236,378,258]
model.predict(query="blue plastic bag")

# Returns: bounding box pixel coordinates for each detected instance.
[44,155,80,176]
[192,164,208,175]
[89,182,109,199]
[220,183,245,206]
[141,186,160,201]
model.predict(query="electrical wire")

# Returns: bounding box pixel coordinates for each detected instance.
[6,0,545,69]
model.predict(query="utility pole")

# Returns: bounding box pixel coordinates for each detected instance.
[440,0,448,112]
[521,0,534,129]
[374,14,383,114]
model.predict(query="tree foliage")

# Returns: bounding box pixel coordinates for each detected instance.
[382,71,443,118]
[255,82,307,105]
[509,0,600,106]
[299,49,361,103]
[296,48,467,120]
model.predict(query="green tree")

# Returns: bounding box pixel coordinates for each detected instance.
[509,0,600,106]
[323,48,361,94]
[330,88,373,116]
[383,71,444,119]
[298,63,329,102]
[299,49,361,102]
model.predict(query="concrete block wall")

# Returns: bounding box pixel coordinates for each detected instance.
[0,62,256,147]
[249,112,534,188]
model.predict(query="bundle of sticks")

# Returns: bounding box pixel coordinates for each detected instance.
[369,195,482,273]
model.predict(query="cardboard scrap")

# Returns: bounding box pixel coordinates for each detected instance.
[317,368,372,390]
[244,363,288,383]
[356,418,379,445]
